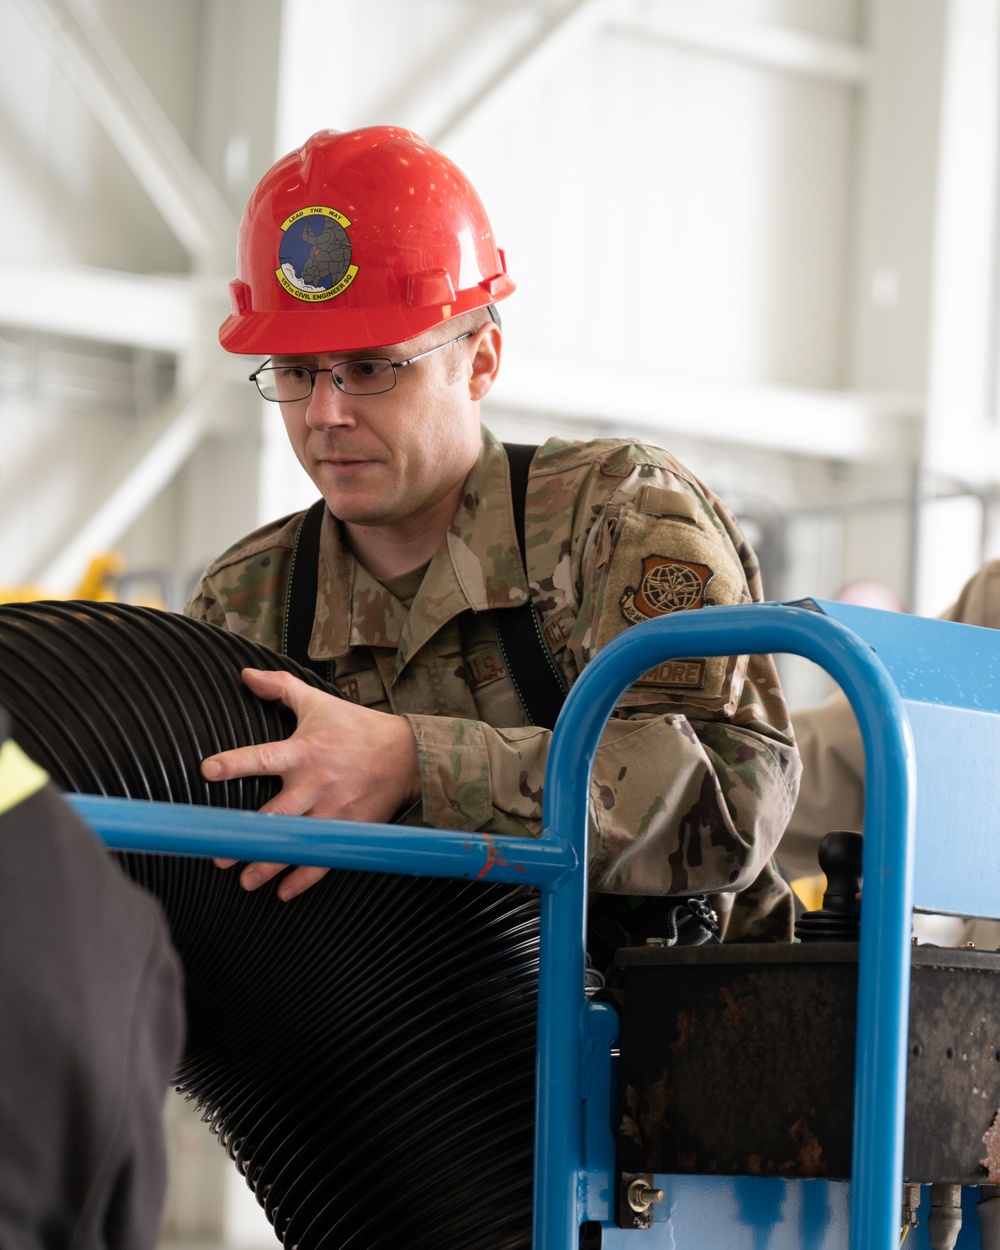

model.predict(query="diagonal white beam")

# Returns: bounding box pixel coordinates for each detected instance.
[35,377,228,591]
[424,0,868,150]
[11,0,237,265]
[428,0,603,147]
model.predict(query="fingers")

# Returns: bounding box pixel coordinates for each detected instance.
[212,857,329,902]
[208,856,280,882]
[236,860,287,891]
[200,738,293,783]
[200,673,411,902]
[199,671,333,784]
[273,864,329,902]
[240,666,317,714]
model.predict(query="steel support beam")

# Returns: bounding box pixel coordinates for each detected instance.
[606,2,870,84]
[34,377,228,591]
[10,0,237,266]
[426,0,868,149]
[428,0,603,146]
[0,258,218,354]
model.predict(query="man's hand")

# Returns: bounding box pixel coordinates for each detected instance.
[201,668,421,901]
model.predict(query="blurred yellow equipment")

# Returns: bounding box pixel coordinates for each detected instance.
[0,551,126,604]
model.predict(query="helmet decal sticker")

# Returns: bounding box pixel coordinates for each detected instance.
[276,206,359,303]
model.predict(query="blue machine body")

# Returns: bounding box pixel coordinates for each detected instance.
[71,599,1000,1249]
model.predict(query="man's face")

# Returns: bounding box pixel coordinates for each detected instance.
[270,324,493,538]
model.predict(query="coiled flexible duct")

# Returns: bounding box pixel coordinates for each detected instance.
[0,601,538,1249]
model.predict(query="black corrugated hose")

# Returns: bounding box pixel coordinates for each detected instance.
[0,600,538,1249]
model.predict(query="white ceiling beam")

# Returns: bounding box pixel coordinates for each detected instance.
[423,0,868,150]
[34,377,230,592]
[487,351,922,462]
[605,2,870,84]
[11,0,237,266]
[0,258,220,353]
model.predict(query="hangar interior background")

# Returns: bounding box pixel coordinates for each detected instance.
[2,0,998,1244]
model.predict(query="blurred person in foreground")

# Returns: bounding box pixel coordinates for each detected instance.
[0,704,184,1248]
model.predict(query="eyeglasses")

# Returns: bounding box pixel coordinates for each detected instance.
[249,330,474,402]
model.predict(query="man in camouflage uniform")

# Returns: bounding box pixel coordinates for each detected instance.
[187,126,800,941]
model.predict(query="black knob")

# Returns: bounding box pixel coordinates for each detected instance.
[795,831,862,942]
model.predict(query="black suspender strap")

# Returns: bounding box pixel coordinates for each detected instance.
[284,447,568,726]
[283,497,332,683]
[494,444,568,731]
[503,443,535,565]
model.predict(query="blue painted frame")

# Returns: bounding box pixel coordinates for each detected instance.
[71,599,965,1250]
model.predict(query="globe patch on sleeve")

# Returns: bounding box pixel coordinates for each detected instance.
[620,555,714,623]
[593,509,748,705]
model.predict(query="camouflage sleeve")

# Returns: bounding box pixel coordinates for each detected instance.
[182,514,301,649]
[184,577,224,625]
[408,680,798,896]
[404,716,550,838]
[582,667,798,899]
[577,475,799,926]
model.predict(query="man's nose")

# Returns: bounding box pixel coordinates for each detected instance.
[304,372,356,430]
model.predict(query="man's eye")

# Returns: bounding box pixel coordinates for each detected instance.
[278,366,311,383]
[346,360,390,381]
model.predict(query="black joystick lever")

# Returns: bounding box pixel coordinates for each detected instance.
[794,830,863,942]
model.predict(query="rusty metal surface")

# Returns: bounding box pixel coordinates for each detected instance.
[613,943,1000,1183]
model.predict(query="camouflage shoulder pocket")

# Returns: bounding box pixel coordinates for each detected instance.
[592,509,749,712]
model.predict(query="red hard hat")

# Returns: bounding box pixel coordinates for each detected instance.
[219,126,515,355]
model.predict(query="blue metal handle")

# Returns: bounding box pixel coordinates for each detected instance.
[534,602,914,1250]
[68,796,578,889]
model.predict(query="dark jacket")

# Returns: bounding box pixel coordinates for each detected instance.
[0,706,184,1250]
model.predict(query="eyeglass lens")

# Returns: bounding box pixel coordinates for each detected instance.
[255,358,397,401]
[253,329,475,401]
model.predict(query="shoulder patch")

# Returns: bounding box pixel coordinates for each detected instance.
[621,556,713,623]
[591,510,749,704]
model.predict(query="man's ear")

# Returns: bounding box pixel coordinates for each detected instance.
[468,322,502,401]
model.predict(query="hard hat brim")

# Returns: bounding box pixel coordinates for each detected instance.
[219,279,515,356]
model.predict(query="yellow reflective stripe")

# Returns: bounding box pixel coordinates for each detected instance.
[0,739,49,816]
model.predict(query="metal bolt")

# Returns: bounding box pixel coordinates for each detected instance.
[901,1182,921,1230]
[645,936,666,946]
[627,1178,665,1213]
